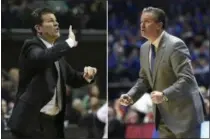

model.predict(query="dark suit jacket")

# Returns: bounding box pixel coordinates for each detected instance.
[127,32,205,134]
[8,37,91,138]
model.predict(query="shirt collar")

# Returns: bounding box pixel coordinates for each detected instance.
[39,37,53,48]
[151,31,165,48]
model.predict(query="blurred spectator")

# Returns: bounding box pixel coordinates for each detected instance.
[79,102,106,138]
[1,99,10,131]
[1,68,19,133]
[124,109,139,124]
[113,99,124,120]
[82,84,100,110]
[2,68,19,104]
[108,105,125,138]
[8,68,19,98]
[69,98,86,125]
[1,76,13,102]
[88,96,100,113]
[143,112,154,123]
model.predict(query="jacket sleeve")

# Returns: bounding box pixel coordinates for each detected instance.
[23,41,71,69]
[162,41,197,100]
[127,67,151,103]
[63,59,93,88]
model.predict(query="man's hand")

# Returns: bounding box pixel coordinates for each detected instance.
[68,25,78,46]
[151,91,167,104]
[119,94,134,106]
[83,66,97,82]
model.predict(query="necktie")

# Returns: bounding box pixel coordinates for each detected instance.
[150,44,156,73]
[55,61,62,110]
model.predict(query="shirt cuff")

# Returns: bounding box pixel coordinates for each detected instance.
[84,75,94,83]
[86,78,92,83]
[65,38,77,48]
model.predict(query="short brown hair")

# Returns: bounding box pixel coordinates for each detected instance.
[142,7,166,29]
[30,8,54,35]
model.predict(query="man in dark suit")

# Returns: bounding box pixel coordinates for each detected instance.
[8,8,97,139]
[119,7,206,138]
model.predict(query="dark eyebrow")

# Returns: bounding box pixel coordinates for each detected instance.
[48,18,57,21]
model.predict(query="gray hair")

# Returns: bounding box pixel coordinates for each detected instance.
[142,7,166,29]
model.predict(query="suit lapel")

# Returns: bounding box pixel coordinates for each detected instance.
[35,36,60,80]
[152,33,167,87]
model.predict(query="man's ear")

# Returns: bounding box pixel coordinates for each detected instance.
[158,22,163,30]
[34,25,41,33]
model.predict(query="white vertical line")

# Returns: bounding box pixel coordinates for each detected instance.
[105,0,109,138]
[0,0,2,135]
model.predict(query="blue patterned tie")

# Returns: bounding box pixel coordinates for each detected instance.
[150,44,156,73]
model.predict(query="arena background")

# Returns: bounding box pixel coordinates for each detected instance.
[1,0,106,138]
[108,0,209,138]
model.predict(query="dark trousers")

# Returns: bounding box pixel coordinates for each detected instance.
[158,119,201,138]
[11,113,59,139]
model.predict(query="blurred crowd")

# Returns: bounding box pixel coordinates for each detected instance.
[1,68,106,138]
[108,0,210,138]
[2,0,106,29]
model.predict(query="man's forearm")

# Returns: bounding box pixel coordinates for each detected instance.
[163,75,196,100]
[127,78,150,103]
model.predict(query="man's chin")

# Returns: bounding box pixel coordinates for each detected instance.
[141,33,149,39]
[54,34,60,39]
[141,34,147,39]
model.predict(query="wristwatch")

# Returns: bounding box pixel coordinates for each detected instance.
[162,92,168,101]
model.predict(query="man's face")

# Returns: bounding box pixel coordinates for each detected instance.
[140,12,162,39]
[37,13,60,40]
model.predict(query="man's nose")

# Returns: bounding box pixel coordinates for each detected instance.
[141,23,145,29]
[54,22,59,26]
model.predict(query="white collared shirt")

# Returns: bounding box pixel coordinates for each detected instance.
[152,31,165,49]
[39,37,53,48]
[149,31,165,70]
[39,37,60,116]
